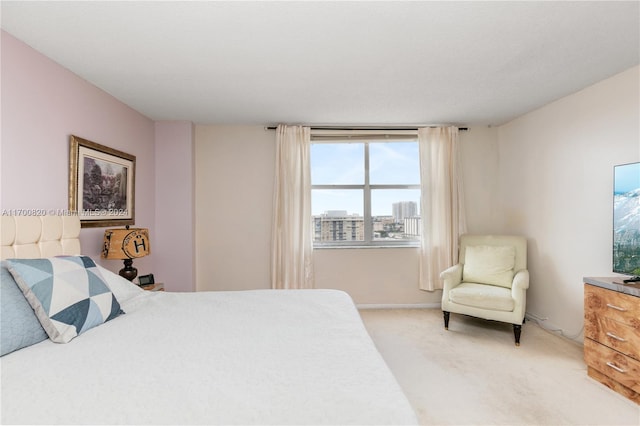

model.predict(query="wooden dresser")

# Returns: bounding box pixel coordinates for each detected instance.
[584,277,640,404]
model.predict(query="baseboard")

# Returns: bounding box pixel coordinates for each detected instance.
[357,303,441,310]
[525,312,584,344]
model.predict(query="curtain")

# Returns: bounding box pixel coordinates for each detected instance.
[271,125,314,289]
[418,127,467,291]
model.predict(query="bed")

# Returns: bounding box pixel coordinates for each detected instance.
[0,215,417,425]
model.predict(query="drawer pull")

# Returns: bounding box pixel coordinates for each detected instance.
[606,362,626,374]
[605,332,626,342]
[606,303,627,312]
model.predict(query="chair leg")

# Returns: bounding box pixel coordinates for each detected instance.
[513,324,522,347]
[443,311,450,330]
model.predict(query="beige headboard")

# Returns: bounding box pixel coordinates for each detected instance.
[1,215,81,260]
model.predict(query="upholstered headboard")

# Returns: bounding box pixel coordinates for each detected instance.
[1,216,81,260]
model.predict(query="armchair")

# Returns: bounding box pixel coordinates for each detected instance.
[440,234,529,346]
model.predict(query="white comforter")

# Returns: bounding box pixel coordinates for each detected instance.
[1,289,417,425]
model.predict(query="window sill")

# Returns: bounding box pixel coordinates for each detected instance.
[313,244,420,250]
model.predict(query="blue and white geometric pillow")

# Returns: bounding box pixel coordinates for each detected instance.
[0,261,48,356]
[6,256,124,343]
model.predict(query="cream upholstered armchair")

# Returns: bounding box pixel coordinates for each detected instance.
[440,234,529,346]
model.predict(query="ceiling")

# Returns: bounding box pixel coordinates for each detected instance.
[1,1,638,126]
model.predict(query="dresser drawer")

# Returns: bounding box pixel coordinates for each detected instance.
[585,314,640,360]
[585,284,640,327]
[584,339,640,393]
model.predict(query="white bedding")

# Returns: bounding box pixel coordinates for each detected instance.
[1,288,417,425]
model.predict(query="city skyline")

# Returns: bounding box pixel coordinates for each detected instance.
[313,209,421,242]
[314,200,419,220]
[311,194,420,216]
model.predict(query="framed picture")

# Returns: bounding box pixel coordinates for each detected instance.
[69,135,136,228]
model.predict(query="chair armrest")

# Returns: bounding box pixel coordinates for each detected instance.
[511,269,530,293]
[440,264,463,292]
[511,269,529,321]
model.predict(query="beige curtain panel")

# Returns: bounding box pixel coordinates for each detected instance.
[271,125,314,289]
[418,126,467,291]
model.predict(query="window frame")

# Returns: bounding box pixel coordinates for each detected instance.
[311,139,421,248]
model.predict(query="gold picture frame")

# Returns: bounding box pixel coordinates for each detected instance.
[69,135,136,228]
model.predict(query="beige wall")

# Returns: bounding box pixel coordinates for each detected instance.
[459,126,502,233]
[190,67,640,328]
[195,125,500,305]
[194,63,638,318]
[497,66,639,337]
[313,247,432,305]
[195,126,275,291]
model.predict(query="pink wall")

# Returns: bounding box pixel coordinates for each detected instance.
[1,31,156,275]
[154,121,195,291]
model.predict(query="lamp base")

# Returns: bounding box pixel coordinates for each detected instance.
[119,259,138,281]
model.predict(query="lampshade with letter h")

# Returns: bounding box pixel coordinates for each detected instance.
[102,226,150,281]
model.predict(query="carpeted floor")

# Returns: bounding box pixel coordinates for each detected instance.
[359,308,640,425]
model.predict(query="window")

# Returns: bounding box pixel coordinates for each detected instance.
[311,139,421,247]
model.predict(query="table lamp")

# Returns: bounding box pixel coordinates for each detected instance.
[101,226,150,281]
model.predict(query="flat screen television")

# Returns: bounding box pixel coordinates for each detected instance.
[613,161,640,281]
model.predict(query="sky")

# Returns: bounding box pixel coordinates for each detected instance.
[311,141,421,216]
[614,162,640,194]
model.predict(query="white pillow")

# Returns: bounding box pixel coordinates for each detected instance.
[463,245,516,288]
[96,265,145,303]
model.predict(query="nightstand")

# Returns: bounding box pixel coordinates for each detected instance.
[584,278,640,404]
[140,282,164,292]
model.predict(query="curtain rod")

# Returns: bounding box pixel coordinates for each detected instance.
[264,126,468,131]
